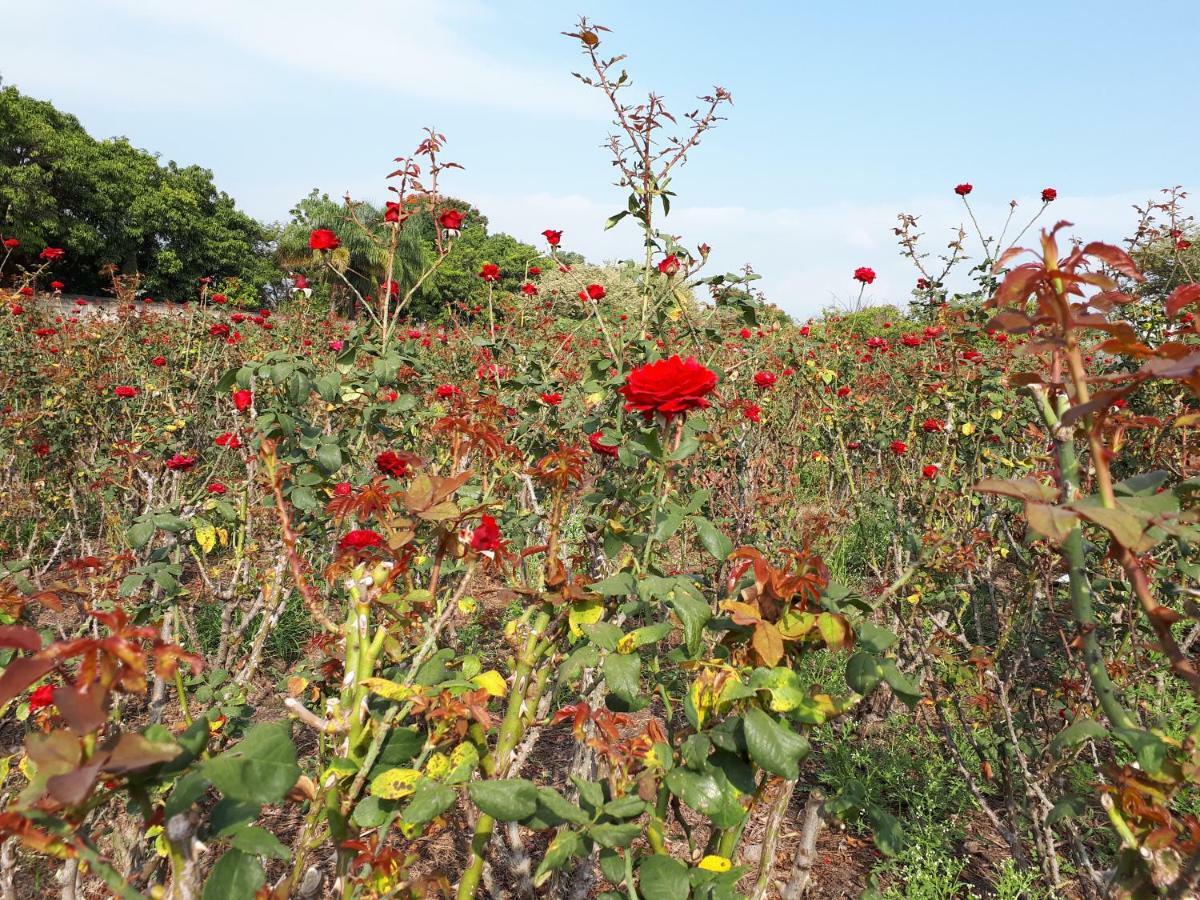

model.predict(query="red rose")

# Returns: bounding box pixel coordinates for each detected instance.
[521,282,538,296]
[9,305,23,315]
[470,514,503,553]
[753,371,777,389]
[376,450,410,478]
[49,281,64,292]
[293,273,309,290]
[620,355,718,419]
[19,286,33,298]
[114,385,138,398]
[853,267,876,285]
[922,464,939,479]
[836,386,851,398]
[658,256,680,276]
[384,201,402,223]
[329,339,345,351]
[209,323,230,338]
[588,430,619,457]
[436,384,461,399]
[742,402,762,423]
[151,355,167,366]
[232,389,253,412]
[211,294,228,305]
[954,183,973,196]
[540,392,563,406]
[215,432,241,449]
[28,683,55,711]
[309,229,340,251]
[739,328,751,340]
[889,440,908,455]
[165,453,196,471]
[479,263,500,282]
[333,481,353,497]
[901,334,922,347]
[1041,187,1057,202]
[579,283,606,302]
[921,418,944,433]
[528,266,541,277]
[2,238,19,250]
[542,229,563,247]
[339,529,384,553]
[208,482,227,494]
[39,247,65,261]
[439,209,465,231]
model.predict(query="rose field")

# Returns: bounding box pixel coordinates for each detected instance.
[3,15,1200,900]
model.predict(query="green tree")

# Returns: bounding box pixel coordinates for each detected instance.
[0,84,275,298]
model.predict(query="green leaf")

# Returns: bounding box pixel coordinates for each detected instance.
[533,830,584,886]
[653,505,687,543]
[164,771,209,820]
[127,520,155,550]
[603,795,647,820]
[591,571,636,596]
[604,210,629,230]
[879,660,921,708]
[315,442,343,474]
[468,778,539,821]
[667,589,712,658]
[1113,728,1166,775]
[229,826,290,860]
[603,652,641,705]
[1046,794,1088,826]
[582,622,624,652]
[665,769,745,830]
[690,516,733,561]
[588,822,641,848]
[845,651,883,695]
[203,850,264,900]
[743,708,809,779]
[866,807,904,856]
[401,780,456,827]
[558,645,600,683]
[1049,719,1106,756]
[639,855,690,900]
[201,722,299,805]
[856,622,898,654]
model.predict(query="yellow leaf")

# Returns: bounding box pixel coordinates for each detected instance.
[195,525,216,554]
[568,598,604,637]
[369,767,421,799]
[698,855,732,872]
[960,422,976,436]
[424,752,450,781]
[471,670,507,698]
[361,678,413,702]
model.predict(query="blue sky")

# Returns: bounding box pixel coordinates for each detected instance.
[3,0,1197,315]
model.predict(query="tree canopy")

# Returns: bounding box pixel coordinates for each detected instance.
[0,84,276,298]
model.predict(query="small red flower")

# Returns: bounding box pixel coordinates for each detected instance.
[49,280,64,292]
[739,328,752,340]
[742,402,762,423]
[28,683,55,711]
[479,263,501,282]
[152,355,167,367]
[540,391,563,406]
[620,356,718,419]
[657,256,681,276]
[588,430,619,457]
[339,529,384,553]
[384,201,402,223]
[753,371,777,390]
[232,389,253,412]
[293,273,309,290]
[1041,187,1057,202]
[580,283,606,302]
[521,282,538,296]
[439,209,465,231]
[542,229,563,247]
[114,385,138,399]
[470,514,503,553]
[333,481,353,497]
[922,464,939,479]
[836,386,851,398]
[211,293,228,305]
[165,453,196,471]
[208,482,228,494]
[2,238,19,251]
[954,183,973,196]
[376,450,410,478]
[853,267,876,285]
[889,440,908,455]
[309,229,340,251]
[921,418,944,433]
[435,383,461,400]
[39,247,65,261]
[215,432,242,449]
[528,266,541,277]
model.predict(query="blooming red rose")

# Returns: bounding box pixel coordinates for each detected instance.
[39,247,65,261]
[49,281,64,292]
[620,355,718,419]
[954,183,973,196]
[329,339,345,351]
[232,389,252,412]
[28,683,55,711]
[293,273,309,290]
[528,266,541,277]
[479,263,501,282]
[1041,187,1057,202]
[2,238,18,250]
[148,356,166,368]
[339,529,384,553]
[521,282,538,296]
[540,391,563,406]
[376,450,410,478]
[579,283,606,302]
[658,255,681,276]
[922,464,939,479]
[209,323,231,338]
[165,453,196,471]
[889,440,908,455]
[436,383,461,400]
[10,305,23,315]
[901,334,922,347]
[208,482,227,494]
[853,267,876,285]
[739,328,751,340]
[439,209,465,231]
[921,418,944,433]
[333,481,353,497]
[18,286,33,298]
[753,370,777,390]
[309,229,340,251]
[470,514,503,553]
[114,385,138,399]
[542,229,563,247]
[384,201,402,223]
[588,430,619,457]
[215,432,241,449]
[742,402,762,423]
[836,386,851,398]
[211,294,228,305]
